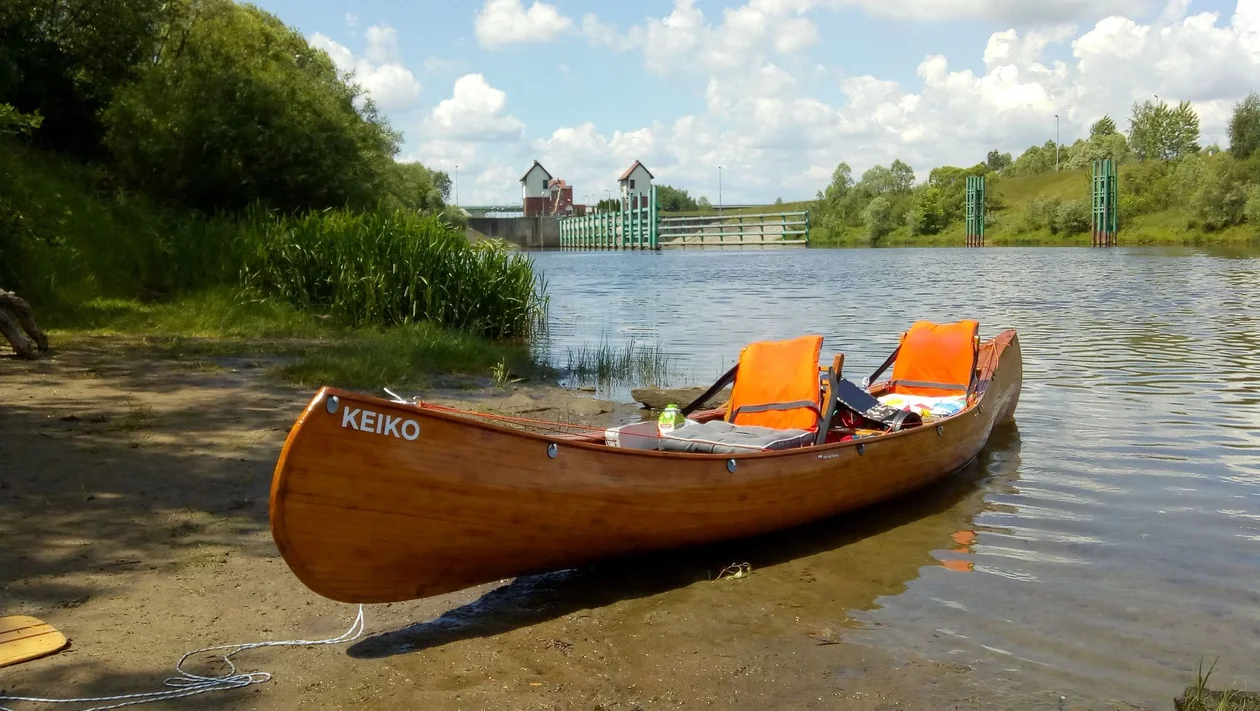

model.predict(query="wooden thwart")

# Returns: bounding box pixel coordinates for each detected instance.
[0,615,69,667]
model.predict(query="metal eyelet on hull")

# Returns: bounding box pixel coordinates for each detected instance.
[325,395,339,414]
[727,459,737,473]
[547,443,558,458]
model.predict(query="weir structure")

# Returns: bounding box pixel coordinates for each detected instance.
[558,186,810,250]
[1091,158,1119,246]
[965,175,986,247]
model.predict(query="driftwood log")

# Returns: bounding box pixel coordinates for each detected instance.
[631,385,731,412]
[0,289,49,359]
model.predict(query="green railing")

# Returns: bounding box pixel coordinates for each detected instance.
[558,185,811,250]
[657,211,809,246]
[558,185,658,250]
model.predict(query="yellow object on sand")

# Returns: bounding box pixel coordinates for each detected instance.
[0,615,68,668]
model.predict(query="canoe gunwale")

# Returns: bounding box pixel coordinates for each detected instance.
[303,327,1020,463]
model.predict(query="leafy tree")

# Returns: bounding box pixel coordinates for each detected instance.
[1008,140,1058,176]
[774,196,783,205]
[1065,132,1130,170]
[104,0,401,213]
[1228,92,1260,159]
[908,186,945,236]
[0,0,167,159]
[696,196,712,210]
[889,159,915,192]
[1190,155,1249,231]
[859,164,895,194]
[655,184,699,212]
[862,196,894,242]
[1128,98,1200,161]
[1091,115,1118,137]
[0,102,43,136]
[986,150,1012,173]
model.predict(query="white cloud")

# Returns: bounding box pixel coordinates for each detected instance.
[425,73,525,141]
[819,0,1152,24]
[474,0,573,48]
[309,26,421,111]
[415,0,1260,205]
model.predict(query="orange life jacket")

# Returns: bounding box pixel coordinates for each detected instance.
[725,334,824,431]
[889,320,980,398]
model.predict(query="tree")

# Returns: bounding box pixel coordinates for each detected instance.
[696,196,712,210]
[889,159,915,192]
[908,186,945,236]
[1228,92,1260,159]
[862,196,894,243]
[1091,115,1118,137]
[655,184,699,212]
[774,196,783,205]
[986,150,1012,173]
[1128,98,1200,161]
[0,0,168,159]
[103,0,403,213]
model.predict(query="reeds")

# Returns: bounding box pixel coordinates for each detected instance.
[238,207,548,339]
[563,335,675,390]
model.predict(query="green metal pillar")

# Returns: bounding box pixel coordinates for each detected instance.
[1092,158,1119,246]
[965,175,986,247]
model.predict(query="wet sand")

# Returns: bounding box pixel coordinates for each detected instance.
[3,339,1098,710]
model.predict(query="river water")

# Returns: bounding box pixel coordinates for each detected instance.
[528,245,1260,708]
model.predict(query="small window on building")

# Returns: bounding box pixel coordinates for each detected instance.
[629,179,636,189]
[541,178,547,191]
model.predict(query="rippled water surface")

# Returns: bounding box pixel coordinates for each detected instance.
[530,246,1260,707]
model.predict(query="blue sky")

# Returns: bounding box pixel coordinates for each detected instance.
[250,0,1254,204]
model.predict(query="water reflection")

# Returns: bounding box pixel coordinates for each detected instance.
[525,245,1260,707]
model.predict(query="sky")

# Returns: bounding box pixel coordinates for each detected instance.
[247,0,1260,205]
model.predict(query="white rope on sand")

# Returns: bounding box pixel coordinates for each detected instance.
[0,604,365,711]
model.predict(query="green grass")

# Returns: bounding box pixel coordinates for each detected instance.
[41,286,541,391]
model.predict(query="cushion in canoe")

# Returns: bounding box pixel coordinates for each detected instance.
[658,420,814,454]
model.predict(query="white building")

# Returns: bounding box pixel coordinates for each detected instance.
[617,160,654,208]
[520,160,553,200]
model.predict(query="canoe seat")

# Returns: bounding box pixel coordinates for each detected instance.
[658,420,815,454]
[886,320,980,398]
[724,334,825,431]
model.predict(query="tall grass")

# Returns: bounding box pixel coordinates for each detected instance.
[563,336,676,390]
[3,139,549,343]
[239,207,548,339]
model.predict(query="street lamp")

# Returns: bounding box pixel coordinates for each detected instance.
[454,164,459,206]
[718,165,723,215]
[1054,115,1059,172]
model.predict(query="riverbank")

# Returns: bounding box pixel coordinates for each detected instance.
[2,338,1011,711]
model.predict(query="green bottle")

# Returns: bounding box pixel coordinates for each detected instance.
[658,403,685,434]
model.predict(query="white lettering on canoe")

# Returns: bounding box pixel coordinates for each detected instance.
[342,407,361,429]
[338,406,419,441]
[401,420,420,441]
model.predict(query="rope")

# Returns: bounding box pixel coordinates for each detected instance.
[0,604,365,711]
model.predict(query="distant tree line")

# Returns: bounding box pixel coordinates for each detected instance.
[812,92,1260,242]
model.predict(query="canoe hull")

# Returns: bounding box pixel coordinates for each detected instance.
[269,331,1022,604]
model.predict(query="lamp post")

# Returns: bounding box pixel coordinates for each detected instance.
[1054,115,1059,172]
[454,164,459,206]
[718,165,723,215]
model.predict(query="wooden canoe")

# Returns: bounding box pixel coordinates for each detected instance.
[268,329,1022,604]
